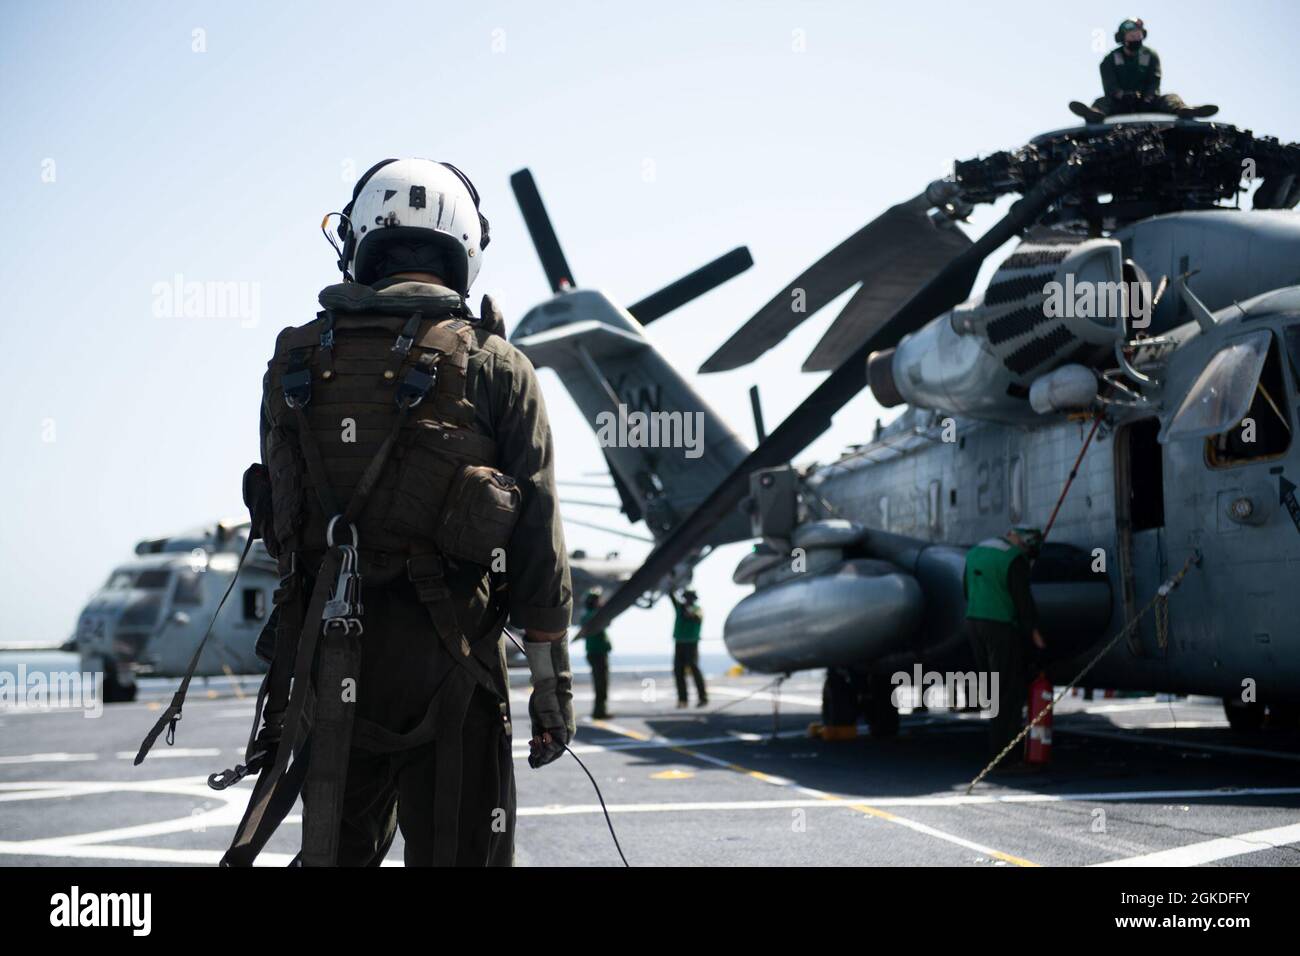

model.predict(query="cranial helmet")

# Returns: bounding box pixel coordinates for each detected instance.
[1010,526,1044,556]
[1115,17,1146,43]
[337,158,490,293]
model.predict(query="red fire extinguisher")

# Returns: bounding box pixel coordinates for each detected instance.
[1025,672,1053,765]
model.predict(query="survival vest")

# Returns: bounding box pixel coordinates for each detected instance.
[264,281,518,582]
[964,537,1026,626]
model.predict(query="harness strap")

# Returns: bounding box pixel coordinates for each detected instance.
[381,312,423,384]
[407,552,505,701]
[340,397,422,526]
[299,620,363,867]
[256,555,303,755]
[221,547,342,865]
[318,311,337,380]
[290,403,341,520]
[133,531,256,766]
[282,347,313,406]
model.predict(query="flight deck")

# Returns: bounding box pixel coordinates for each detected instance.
[3,657,1298,868]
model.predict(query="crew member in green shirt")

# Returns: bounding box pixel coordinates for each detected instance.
[964,527,1045,763]
[1069,18,1217,123]
[579,587,613,719]
[671,588,708,708]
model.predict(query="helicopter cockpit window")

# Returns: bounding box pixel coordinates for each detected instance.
[1284,324,1300,392]
[106,569,172,590]
[1204,330,1293,466]
[173,570,203,605]
[105,571,135,590]
[134,569,173,590]
[1162,330,1271,443]
[1164,329,1293,466]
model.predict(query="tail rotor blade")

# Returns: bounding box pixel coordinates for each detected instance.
[510,169,576,292]
[628,247,754,325]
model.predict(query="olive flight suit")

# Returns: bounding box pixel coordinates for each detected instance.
[256,278,572,867]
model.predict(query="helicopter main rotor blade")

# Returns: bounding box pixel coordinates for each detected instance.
[628,247,754,325]
[801,218,970,372]
[510,169,576,293]
[699,193,969,374]
[578,158,1086,641]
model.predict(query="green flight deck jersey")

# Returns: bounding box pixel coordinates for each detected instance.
[579,605,611,656]
[1100,45,1162,99]
[673,599,702,643]
[963,537,1036,632]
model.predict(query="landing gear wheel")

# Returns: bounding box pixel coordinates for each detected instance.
[101,666,138,704]
[821,669,858,727]
[1223,698,1264,733]
[866,674,900,738]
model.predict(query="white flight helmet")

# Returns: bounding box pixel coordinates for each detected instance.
[337,158,490,293]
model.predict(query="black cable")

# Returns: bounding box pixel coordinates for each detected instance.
[704,676,783,716]
[507,630,630,866]
[562,742,630,867]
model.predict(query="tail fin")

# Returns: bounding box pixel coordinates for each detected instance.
[513,289,751,543]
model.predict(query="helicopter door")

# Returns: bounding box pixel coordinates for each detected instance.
[1161,327,1299,683]
[1115,418,1168,657]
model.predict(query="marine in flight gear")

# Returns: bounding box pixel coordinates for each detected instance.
[964,527,1045,764]
[140,158,573,867]
[1069,18,1218,124]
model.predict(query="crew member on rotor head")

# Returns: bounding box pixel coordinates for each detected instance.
[1070,18,1218,123]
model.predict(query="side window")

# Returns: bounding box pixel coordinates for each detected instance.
[242,588,267,622]
[173,571,203,606]
[1207,332,1293,467]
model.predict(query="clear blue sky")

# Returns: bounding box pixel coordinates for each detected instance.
[2,0,1296,654]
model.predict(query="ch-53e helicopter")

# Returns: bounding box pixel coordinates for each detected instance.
[67,520,637,702]
[509,111,1300,735]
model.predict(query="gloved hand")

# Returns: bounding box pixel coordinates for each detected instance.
[523,637,575,768]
